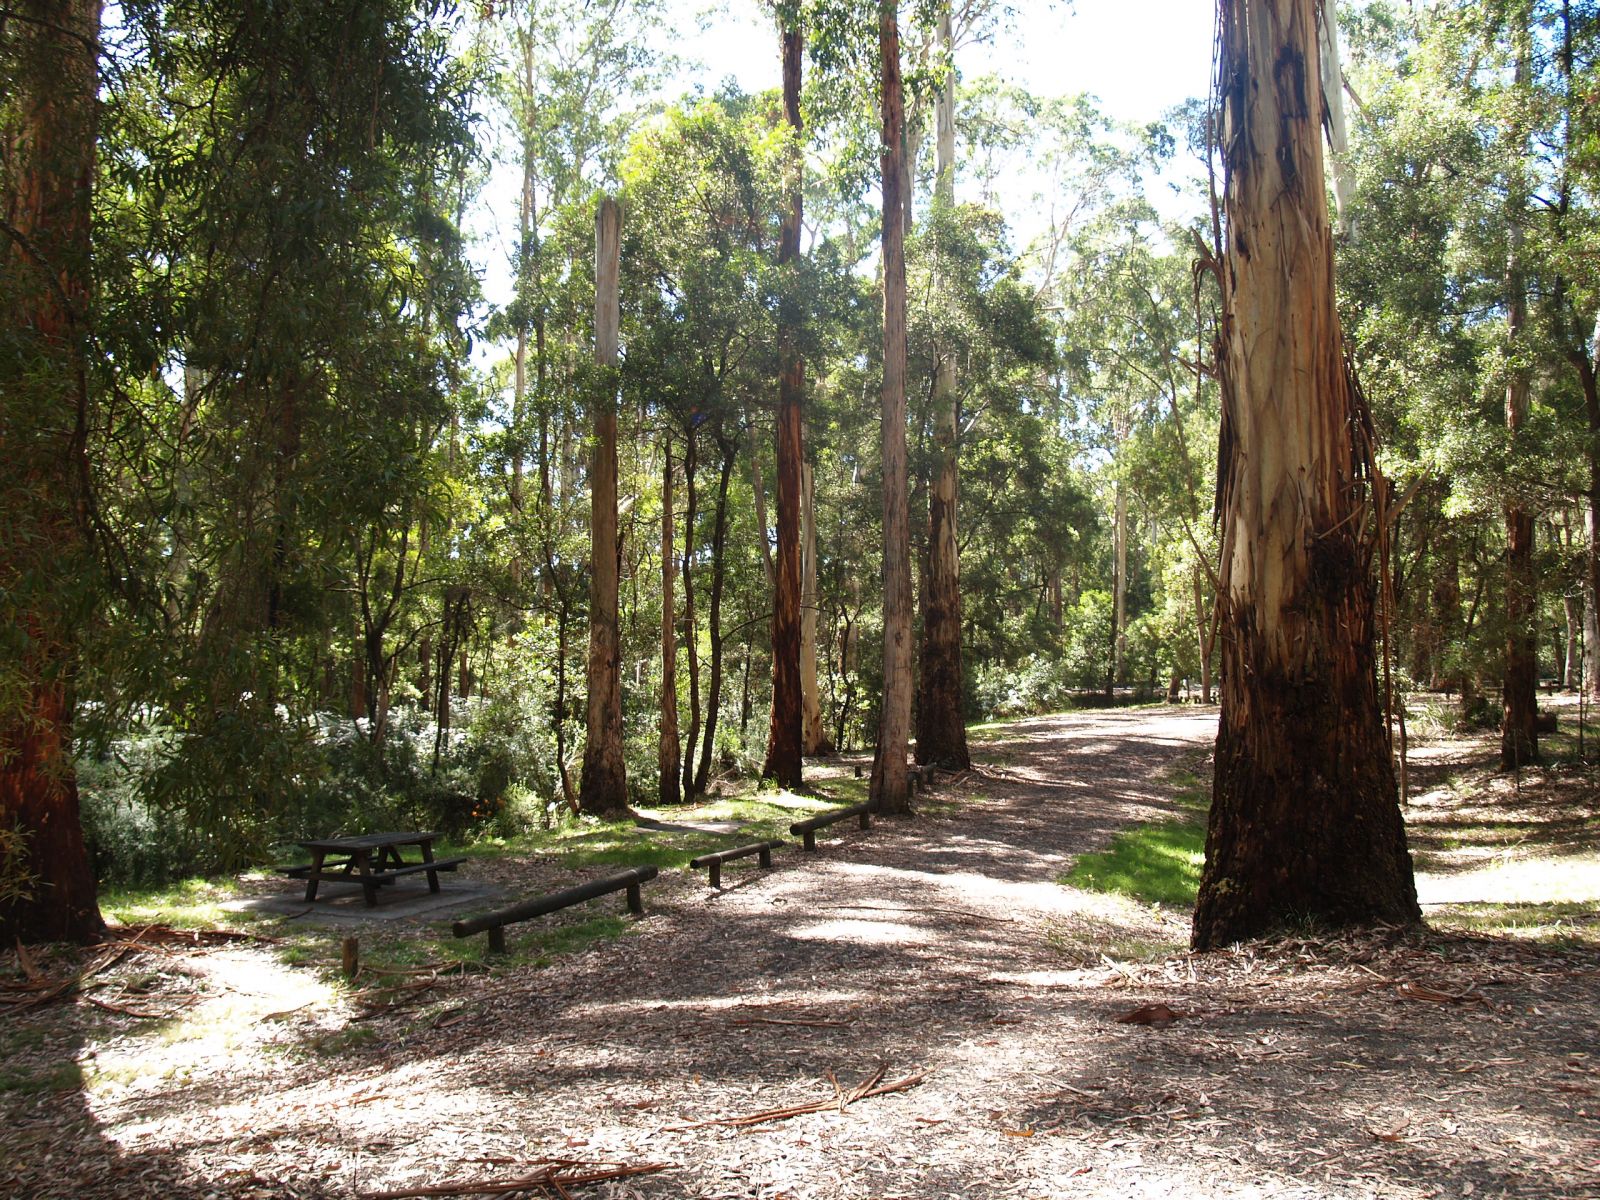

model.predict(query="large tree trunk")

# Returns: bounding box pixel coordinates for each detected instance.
[871,0,914,815]
[0,0,106,945]
[579,197,629,814]
[914,2,971,771]
[762,22,806,789]
[1193,0,1419,951]
[800,462,834,755]
[659,444,681,805]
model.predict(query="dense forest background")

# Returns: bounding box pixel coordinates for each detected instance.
[3,0,1597,900]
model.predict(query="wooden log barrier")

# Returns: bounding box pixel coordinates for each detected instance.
[689,839,784,889]
[452,865,659,954]
[790,803,873,852]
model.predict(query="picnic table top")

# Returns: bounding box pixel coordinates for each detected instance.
[298,831,442,853]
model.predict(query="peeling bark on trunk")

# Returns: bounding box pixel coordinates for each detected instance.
[762,23,806,789]
[871,0,914,815]
[0,0,106,945]
[1193,0,1419,951]
[800,462,834,755]
[914,3,971,772]
[659,444,681,805]
[1317,0,1355,240]
[579,197,629,814]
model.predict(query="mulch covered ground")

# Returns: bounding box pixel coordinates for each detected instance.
[4,706,1598,1200]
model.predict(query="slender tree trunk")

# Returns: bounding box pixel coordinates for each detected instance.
[1113,479,1128,687]
[1565,593,1581,690]
[510,29,536,519]
[871,0,914,815]
[0,0,106,944]
[681,428,702,797]
[579,197,629,814]
[1193,0,1419,950]
[800,462,834,755]
[749,413,775,588]
[762,22,806,788]
[555,584,576,811]
[697,433,739,794]
[658,443,681,805]
[1193,563,1217,704]
[914,3,971,770]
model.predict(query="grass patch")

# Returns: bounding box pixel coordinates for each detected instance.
[100,877,246,929]
[518,914,630,966]
[1428,900,1600,943]
[1060,756,1209,908]
[0,1063,82,1096]
[1063,821,1206,908]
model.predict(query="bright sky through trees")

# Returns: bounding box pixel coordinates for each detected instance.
[472,0,1216,311]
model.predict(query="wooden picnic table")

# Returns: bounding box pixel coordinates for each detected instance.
[288,831,465,907]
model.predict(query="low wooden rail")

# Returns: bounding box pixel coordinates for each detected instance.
[452,865,659,954]
[689,839,784,888]
[790,803,873,852]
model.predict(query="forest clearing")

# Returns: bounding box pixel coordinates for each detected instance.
[3,703,1598,1200]
[7,0,1600,1195]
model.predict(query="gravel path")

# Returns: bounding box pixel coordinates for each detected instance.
[7,705,1599,1200]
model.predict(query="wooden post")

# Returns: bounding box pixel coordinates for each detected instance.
[487,926,507,956]
[341,937,359,979]
[626,881,643,916]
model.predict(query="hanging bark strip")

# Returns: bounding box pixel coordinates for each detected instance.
[763,20,806,789]
[579,197,629,814]
[871,0,914,815]
[1193,0,1419,949]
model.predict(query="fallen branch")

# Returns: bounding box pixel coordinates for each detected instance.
[728,1016,853,1028]
[357,1159,672,1199]
[664,1065,925,1131]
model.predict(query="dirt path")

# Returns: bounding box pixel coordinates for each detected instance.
[6,706,1600,1199]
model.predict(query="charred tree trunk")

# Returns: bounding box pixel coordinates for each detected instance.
[659,443,681,805]
[579,197,629,814]
[871,0,914,815]
[914,2,971,771]
[696,432,739,795]
[762,22,806,789]
[1193,0,1419,950]
[0,0,106,944]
